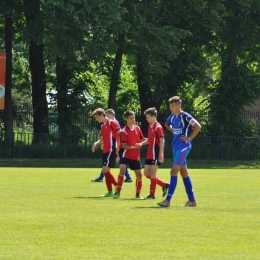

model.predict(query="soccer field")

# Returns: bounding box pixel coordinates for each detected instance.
[0,167,260,259]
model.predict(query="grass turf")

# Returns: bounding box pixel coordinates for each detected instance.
[0,167,260,259]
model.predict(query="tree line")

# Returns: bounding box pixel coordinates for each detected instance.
[1,0,260,139]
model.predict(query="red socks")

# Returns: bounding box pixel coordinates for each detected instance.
[150,178,157,196]
[117,175,124,193]
[104,172,118,191]
[136,180,142,195]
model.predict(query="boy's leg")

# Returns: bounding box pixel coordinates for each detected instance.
[180,166,196,205]
[135,169,143,197]
[165,165,180,201]
[143,165,155,199]
[100,166,113,197]
[115,164,127,194]
[101,152,117,197]
[158,148,189,207]
[148,165,157,197]
[131,160,143,198]
[91,171,104,182]
[99,172,105,180]
[124,168,132,182]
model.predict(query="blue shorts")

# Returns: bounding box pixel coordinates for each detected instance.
[172,147,191,166]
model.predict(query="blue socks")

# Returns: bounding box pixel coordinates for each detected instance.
[183,176,195,201]
[125,168,131,179]
[166,176,178,202]
[99,169,131,180]
[98,171,105,180]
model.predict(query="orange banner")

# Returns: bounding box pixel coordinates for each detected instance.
[0,52,6,110]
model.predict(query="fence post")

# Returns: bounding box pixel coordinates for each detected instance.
[220,136,222,160]
[84,133,87,158]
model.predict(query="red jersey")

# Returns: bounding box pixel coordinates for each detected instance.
[146,122,164,160]
[121,125,144,160]
[101,119,120,153]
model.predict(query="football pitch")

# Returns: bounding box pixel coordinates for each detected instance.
[0,166,260,259]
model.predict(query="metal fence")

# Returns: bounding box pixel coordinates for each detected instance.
[0,132,259,160]
[1,105,260,133]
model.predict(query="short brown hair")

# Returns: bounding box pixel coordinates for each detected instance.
[92,108,105,116]
[168,96,182,105]
[105,108,115,117]
[144,107,157,117]
[124,110,135,118]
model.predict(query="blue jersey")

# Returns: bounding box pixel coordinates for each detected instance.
[166,111,197,151]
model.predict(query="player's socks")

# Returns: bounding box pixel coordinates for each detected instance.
[150,178,157,196]
[104,173,112,192]
[136,179,142,195]
[166,176,178,202]
[117,175,124,192]
[106,171,118,186]
[98,172,105,180]
[125,169,131,179]
[183,176,195,201]
[156,177,166,187]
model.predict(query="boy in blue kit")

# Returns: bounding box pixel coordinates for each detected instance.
[158,96,201,207]
[91,109,133,183]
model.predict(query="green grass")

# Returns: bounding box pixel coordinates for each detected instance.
[0,167,260,259]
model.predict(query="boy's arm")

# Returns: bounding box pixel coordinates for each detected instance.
[158,137,165,163]
[140,138,149,146]
[116,129,121,154]
[165,122,172,133]
[122,142,140,150]
[181,121,201,142]
[92,137,104,153]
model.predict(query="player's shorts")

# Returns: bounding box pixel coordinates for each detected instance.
[119,157,142,170]
[102,151,117,168]
[118,148,124,159]
[145,159,161,166]
[172,147,191,166]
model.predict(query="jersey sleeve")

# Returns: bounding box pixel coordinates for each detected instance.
[120,130,128,143]
[156,125,164,138]
[110,120,120,132]
[185,113,198,126]
[165,114,173,125]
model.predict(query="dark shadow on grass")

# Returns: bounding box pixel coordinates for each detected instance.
[74,196,112,200]
[133,206,167,209]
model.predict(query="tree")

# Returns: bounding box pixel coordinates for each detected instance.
[208,0,260,136]
[25,0,49,139]
[42,0,125,133]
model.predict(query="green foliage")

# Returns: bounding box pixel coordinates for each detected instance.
[208,65,260,136]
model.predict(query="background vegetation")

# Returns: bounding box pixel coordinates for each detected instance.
[1,0,260,138]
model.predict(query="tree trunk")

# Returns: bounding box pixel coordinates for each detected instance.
[108,33,125,111]
[29,42,49,136]
[136,52,163,135]
[26,0,49,142]
[4,15,13,143]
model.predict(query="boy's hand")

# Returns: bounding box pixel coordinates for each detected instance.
[92,143,97,153]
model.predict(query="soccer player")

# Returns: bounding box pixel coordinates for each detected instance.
[157,96,201,207]
[113,110,147,199]
[141,107,169,200]
[91,109,133,183]
[91,108,120,197]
